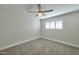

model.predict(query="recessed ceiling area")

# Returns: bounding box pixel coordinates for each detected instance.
[0,4,79,19]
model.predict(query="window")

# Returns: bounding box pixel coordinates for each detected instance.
[45,20,63,30]
[45,22,50,29]
[56,21,63,29]
[50,21,55,29]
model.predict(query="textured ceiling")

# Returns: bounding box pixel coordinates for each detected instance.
[0,4,79,19]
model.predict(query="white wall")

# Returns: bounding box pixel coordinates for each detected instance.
[40,11,79,47]
[0,7,40,49]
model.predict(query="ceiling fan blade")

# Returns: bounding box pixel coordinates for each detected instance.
[42,9,53,13]
[28,11,37,13]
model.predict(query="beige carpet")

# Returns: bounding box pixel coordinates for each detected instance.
[0,38,79,55]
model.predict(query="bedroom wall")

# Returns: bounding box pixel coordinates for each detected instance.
[0,7,40,49]
[40,11,79,47]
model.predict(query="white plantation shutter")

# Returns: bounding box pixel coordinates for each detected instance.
[50,21,55,29]
[56,20,63,29]
[45,22,50,29]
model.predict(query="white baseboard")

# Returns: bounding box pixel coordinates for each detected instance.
[0,37,40,51]
[41,36,79,48]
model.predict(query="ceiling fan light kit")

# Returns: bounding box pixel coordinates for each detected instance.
[36,12,43,16]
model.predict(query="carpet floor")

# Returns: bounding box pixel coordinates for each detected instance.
[0,38,79,55]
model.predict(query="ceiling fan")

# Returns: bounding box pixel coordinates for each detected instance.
[28,4,53,16]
